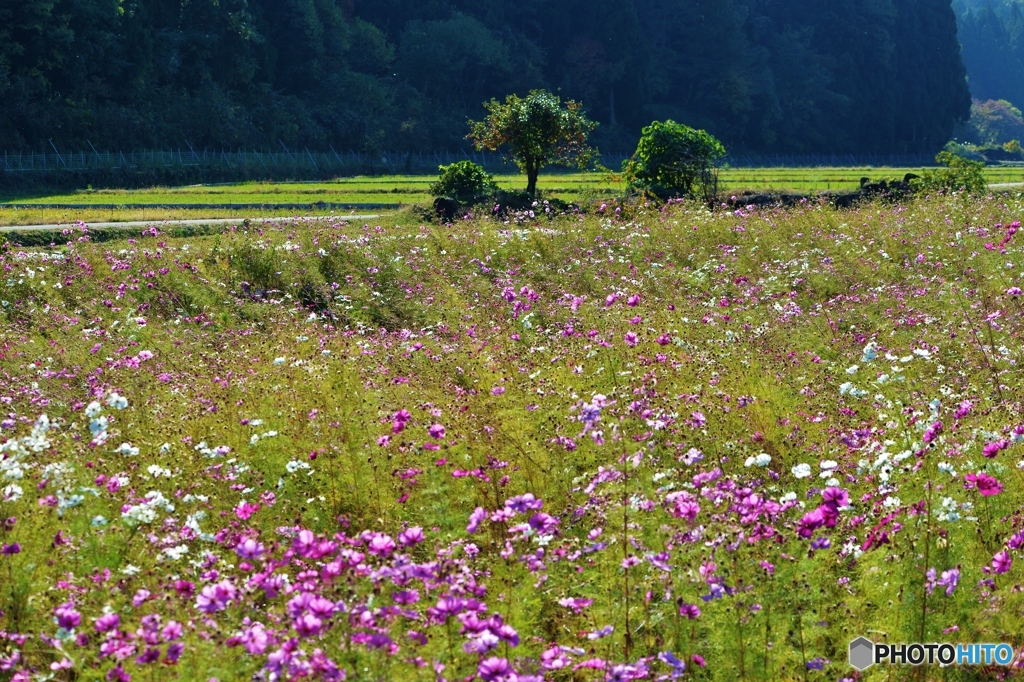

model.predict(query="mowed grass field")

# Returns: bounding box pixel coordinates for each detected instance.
[1,166,1022,225]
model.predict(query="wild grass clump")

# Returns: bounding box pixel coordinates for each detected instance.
[1,192,1023,681]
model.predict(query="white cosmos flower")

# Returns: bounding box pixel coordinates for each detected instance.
[89,416,108,436]
[113,442,140,457]
[745,453,771,468]
[791,463,812,479]
[2,484,24,502]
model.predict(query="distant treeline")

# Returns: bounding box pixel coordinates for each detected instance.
[954,1,1024,111]
[0,0,970,156]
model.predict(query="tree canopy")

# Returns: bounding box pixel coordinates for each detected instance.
[468,90,597,195]
[0,0,972,156]
[623,121,726,202]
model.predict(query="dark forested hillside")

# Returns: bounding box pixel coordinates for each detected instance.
[0,0,971,155]
[954,1,1024,109]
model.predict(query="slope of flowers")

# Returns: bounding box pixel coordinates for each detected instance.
[1,195,1024,681]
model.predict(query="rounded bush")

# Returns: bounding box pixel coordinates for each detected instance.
[623,120,726,201]
[429,161,499,204]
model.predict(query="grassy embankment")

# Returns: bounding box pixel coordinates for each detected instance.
[0,194,1023,680]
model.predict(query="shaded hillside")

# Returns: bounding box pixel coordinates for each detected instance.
[0,0,970,155]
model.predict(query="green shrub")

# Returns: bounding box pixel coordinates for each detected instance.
[229,242,286,293]
[914,150,987,195]
[429,161,499,203]
[623,119,726,202]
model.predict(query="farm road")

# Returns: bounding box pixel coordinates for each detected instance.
[0,214,383,233]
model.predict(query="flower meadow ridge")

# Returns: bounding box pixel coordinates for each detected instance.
[1,194,1024,681]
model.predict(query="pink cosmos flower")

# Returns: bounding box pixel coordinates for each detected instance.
[236,538,266,560]
[478,657,514,682]
[54,603,82,630]
[241,624,269,654]
[235,502,260,520]
[982,440,1009,459]
[398,526,425,545]
[964,472,1003,497]
[95,613,120,632]
[367,533,396,556]
[294,613,324,638]
[195,580,237,613]
[467,507,488,533]
[992,550,1013,575]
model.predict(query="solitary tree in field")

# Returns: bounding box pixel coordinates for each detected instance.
[468,90,598,196]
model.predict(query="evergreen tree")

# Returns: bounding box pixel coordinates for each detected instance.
[0,0,978,157]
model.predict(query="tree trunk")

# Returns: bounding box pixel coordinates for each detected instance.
[526,161,539,196]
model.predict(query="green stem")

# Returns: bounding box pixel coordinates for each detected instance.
[622,467,632,660]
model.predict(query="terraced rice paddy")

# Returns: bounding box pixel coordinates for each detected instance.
[1,167,1022,226]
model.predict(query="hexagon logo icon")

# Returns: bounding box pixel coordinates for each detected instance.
[849,637,875,671]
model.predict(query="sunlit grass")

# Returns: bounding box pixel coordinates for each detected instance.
[3,167,1021,227]
[1,193,1023,680]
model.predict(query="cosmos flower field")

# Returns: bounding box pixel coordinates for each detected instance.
[1,194,1024,681]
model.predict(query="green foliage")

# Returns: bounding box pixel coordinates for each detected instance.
[914,150,988,194]
[966,99,1024,146]
[229,242,287,293]
[622,120,726,202]
[0,1,974,157]
[468,90,598,195]
[397,14,514,105]
[6,195,1024,680]
[429,161,498,203]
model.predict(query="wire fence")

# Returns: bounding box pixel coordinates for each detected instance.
[722,153,939,168]
[0,146,941,175]
[1,148,504,173]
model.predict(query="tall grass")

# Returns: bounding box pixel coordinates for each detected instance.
[0,193,1023,681]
